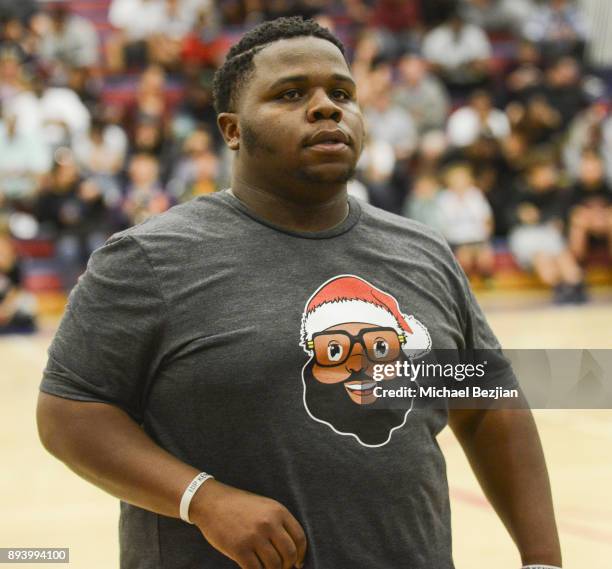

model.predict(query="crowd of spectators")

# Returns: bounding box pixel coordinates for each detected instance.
[1,0,612,332]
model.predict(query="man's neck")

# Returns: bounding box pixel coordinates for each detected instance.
[229,176,349,233]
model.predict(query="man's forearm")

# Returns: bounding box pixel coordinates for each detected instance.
[36,392,202,520]
[37,392,309,568]
[449,408,562,566]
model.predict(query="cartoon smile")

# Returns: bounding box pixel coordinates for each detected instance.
[344,380,377,396]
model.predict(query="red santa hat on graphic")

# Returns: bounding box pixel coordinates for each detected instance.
[300,275,431,358]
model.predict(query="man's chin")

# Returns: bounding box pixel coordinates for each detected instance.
[297,163,355,185]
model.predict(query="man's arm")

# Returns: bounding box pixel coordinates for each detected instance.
[37,392,307,569]
[448,407,562,567]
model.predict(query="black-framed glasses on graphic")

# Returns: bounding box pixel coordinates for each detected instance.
[308,327,406,367]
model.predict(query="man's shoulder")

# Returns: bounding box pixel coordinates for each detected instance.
[359,200,449,251]
[107,193,232,251]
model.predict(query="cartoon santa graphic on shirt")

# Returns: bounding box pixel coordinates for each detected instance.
[299,275,431,447]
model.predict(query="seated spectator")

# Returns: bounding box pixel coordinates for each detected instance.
[0,224,36,334]
[38,1,100,82]
[369,0,421,35]
[504,40,544,105]
[392,52,450,134]
[351,31,384,105]
[167,126,219,201]
[35,151,81,236]
[490,133,528,236]
[460,0,534,34]
[541,56,587,130]
[506,94,562,146]
[129,117,174,182]
[443,134,515,235]
[568,150,612,261]
[413,130,449,177]
[172,69,220,147]
[363,59,418,162]
[447,90,510,147]
[0,45,27,103]
[107,0,201,70]
[523,0,588,59]
[131,117,166,156]
[356,134,396,211]
[148,0,203,69]
[0,111,52,209]
[403,174,443,232]
[107,0,166,70]
[508,155,586,303]
[437,162,495,280]
[422,9,492,96]
[121,153,170,226]
[9,74,91,149]
[36,153,116,288]
[563,100,608,181]
[0,14,34,65]
[73,115,128,179]
[180,5,229,69]
[124,65,169,137]
[367,0,422,54]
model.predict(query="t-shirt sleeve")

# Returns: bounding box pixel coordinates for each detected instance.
[448,246,520,390]
[39,234,166,422]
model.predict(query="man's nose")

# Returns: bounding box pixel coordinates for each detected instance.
[306,89,342,123]
[345,343,367,373]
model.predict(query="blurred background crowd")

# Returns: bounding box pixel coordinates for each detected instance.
[1,0,612,333]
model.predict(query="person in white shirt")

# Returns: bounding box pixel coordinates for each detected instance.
[39,1,100,71]
[107,0,203,70]
[437,162,495,280]
[392,52,450,134]
[446,89,510,147]
[7,75,90,150]
[422,9,492,95]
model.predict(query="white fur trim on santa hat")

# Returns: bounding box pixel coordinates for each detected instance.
[400,314,431,358]
[301,299,400,344]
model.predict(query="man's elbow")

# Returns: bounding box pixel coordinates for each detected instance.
[36,392,83,460]
[37,392,63,457]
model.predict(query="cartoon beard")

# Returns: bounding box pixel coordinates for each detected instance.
[302,358,415,447]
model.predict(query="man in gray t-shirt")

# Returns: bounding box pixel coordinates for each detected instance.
[37,17,562,569]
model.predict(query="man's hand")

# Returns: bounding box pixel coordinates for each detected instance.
[191,479,307,569]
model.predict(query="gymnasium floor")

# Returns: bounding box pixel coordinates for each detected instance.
[1,290,611,568]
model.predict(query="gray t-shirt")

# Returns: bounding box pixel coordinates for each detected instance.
[41,190,513,569]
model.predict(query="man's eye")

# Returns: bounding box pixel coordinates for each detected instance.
[373,339,389,359]
[281,90,301,101]
[327,342,344,362]
[332,89,351,101]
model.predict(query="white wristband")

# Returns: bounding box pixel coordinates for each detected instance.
[522,565,562,569]
[179,472,214,524]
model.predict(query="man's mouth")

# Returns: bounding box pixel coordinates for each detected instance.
[306,141,349,154]
[304,129,350,154]
[344,380,377,397]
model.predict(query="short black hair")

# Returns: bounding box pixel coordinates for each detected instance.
[212,16,346,115]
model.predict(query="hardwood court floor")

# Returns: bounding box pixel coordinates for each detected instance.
[1,290,611,568]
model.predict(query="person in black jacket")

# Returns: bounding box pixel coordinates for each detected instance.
[568,149,612,261]
[0,224,35,333]
[508,154,586,302]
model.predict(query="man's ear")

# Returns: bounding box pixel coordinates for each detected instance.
[217,113,240,151]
